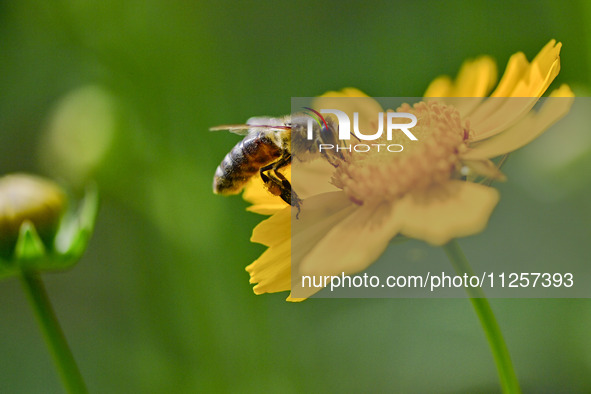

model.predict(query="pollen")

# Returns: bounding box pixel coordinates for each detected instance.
[332,101,467,204]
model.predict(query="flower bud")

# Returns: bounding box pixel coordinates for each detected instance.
[0,174,67,259]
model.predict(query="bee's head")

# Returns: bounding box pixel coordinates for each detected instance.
[290,112,344,163]
[317,115,346,163]
[318,115,339,145]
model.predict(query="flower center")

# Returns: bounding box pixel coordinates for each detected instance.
[332,101,468,204]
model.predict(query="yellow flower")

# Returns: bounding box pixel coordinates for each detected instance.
[243,40,574,301]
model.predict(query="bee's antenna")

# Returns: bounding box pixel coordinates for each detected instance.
[302,107,329,130]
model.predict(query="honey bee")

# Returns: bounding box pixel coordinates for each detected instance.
[212,112,341,212]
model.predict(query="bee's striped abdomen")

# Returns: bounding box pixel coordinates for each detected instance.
[213,131,283,195]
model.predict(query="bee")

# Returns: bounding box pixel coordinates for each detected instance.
[212,112,341,213]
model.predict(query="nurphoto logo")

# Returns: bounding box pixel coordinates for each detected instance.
[303,107,418,153]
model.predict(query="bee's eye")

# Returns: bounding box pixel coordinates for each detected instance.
[320,125,337,145]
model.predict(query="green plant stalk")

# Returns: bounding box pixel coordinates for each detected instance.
[443,240,521,394]
[19,269,87,394]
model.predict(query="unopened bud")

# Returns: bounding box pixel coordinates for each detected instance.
[0,174,66,258]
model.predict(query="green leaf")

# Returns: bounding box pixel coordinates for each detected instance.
[79,183,99,232]
[14,221,46,261]
[55,183,99,257]
[50,230,90,271]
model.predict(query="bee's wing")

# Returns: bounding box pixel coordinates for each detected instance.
[209,124,253,135]
[210,121,290,135]
[246,116,287,127]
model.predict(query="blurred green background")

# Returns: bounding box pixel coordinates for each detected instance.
[1,0,591,392]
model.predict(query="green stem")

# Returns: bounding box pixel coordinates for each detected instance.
[443,240,521,394]
[19,270,87,394]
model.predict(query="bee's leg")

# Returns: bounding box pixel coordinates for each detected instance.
[259,154,302,217]
[259,163,281,194]
[260,162,292,206]
[320,138,352,167]
[321,150,341,167]
[272,154,302,217]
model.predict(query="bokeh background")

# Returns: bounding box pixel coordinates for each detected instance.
[1,0,591,392]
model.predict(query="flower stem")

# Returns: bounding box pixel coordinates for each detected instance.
[443,240,521,394]
[19,270,87,394]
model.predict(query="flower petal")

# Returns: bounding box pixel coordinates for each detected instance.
[424,57,497,117]
[424,76,453,98]
[247,206,292,295]
[243,170,289,215]
[451,56,498,97]
[463,52,530,127]
[247,192,354,300]
[518,39,562,97]
[247,236,291,295]
[490,39,561,98]
[292,159,338,199]
[397,181,499,246]
[298,200,403,278]
[462,85,574,160]
[490,52,530,98]
[319,87,371,98]
[469,40,562,141]
[245,202,288,215]
[250,206,291,247]
[290,192,356,298]
[424,56,497,98]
